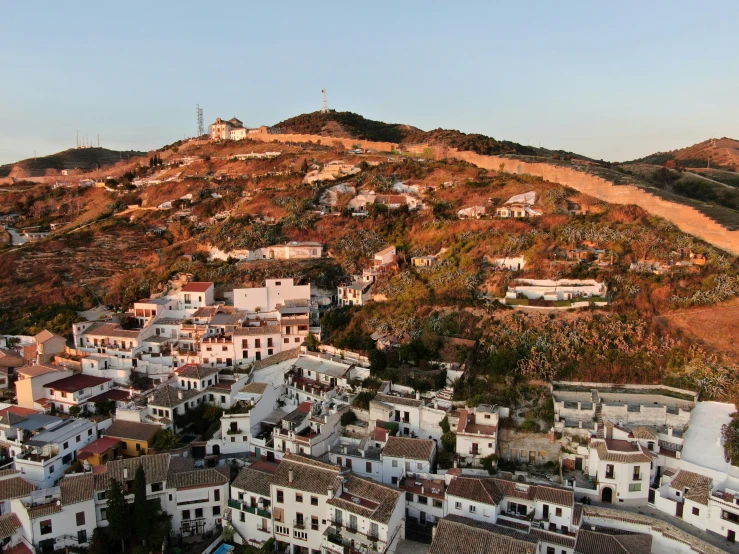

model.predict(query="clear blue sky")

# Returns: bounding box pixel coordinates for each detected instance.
[2,1,738,165]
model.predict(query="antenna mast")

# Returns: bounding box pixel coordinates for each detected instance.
[197,104,204,137]
[321,89,329,114]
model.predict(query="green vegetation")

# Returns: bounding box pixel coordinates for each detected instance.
[340,410,358,426]
[722,409,739,466]
[352,391,376,410]
[152,429,181,451]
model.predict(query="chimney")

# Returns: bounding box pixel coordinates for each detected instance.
[177,390,183,400]
[288,469,294,484]
[123,468,128,480]
[327,486,334,499]
[415,391,420,400]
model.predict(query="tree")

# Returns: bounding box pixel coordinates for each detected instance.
[304,333,320,351]
[152,429,181,451]
[368,348,387,375]
[68,406,81,418]
[481,454,498,475]
[133,465,150,543]
[441,431,456,453]
[95,399,116,417]
[88,528,112,554]
[106,478,131,553]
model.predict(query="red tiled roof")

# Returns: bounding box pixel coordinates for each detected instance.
[48,374,111,392]
[0,406,39,418]
[181,282,213,292]
[296,401,312,413]
[88,389,130,403]
[79,437,122,455]
[371,427,388,442]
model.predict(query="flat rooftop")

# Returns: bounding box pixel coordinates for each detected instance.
[292,355,351,378]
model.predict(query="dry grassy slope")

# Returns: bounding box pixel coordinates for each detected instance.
[630,137,739,169]
[0,147,145,179]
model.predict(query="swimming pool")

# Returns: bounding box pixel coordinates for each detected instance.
[212,543,234,554]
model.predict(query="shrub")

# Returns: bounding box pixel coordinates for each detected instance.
[341,410,358,426]
[441,431,456,452]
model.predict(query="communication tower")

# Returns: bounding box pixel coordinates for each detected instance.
[197,104,205,137]
[321,89,329,114]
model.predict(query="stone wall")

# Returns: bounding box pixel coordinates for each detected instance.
[498,428,560,464]
[247,132,739,254]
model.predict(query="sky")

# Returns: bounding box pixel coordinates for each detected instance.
[2,1,738,165]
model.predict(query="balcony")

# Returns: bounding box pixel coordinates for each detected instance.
[226,427,242,435]
[469,448,480,456]
[293,518,305,530]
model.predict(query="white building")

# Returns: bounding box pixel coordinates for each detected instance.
[234,279,311,315]
[337,281,372,307]
[495,191,542,218]
[455,405,499,467]
[229,464,275,548]
[506,279,607,302]
[370,391,447,440]
[586,434,653,505]
[381,436,437,486]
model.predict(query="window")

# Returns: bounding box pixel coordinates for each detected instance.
[100,508,107,521]
[455,501,462,510]
[335,509,342,525]
[277,490,284,503]
[392,460,398,468]
[213,506,220,516]
[40,520,52,535]
[555,507,562,517]
[369,522,379,540]
[633,466,641,480]
[152,482,162,492]
[366,461,372,472]
[76,512,85,526]
[469,505,476,513]
[49,465,55,474]
[135,443,141,451]
[547,548,555,554]
[240,512,245,522]
[417,462,422,470]
[692,507,700,516]
[311,516,319,531]
[628,483,642,492]
[214,489,220,501]
[182,510,191,520]
[433,499,443,508]
[77,530,87,544]
[76,435,81,443]
[284,338,289,344]
[349,514,357,531]
[296,493,303,503]
[97,491,107,501]
[63,440,69,449]
[346,459,352,469]
[88,429,93,436]
[311,496,318,506]
[391,477,398,485]
[605,464,615,479]
[195,508,203,518]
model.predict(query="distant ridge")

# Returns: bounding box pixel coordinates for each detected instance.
[274,110,539,157]
[627,137,739,169]
[0,147,145,179]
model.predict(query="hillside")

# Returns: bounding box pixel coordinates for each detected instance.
[0,147,145,179]
[0,137,737,400]
[275,111,539,156]
[628,137,739,169]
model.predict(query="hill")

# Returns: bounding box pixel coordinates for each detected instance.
[274,110,539,156]
[628,137,739,169]
[0,147,145,179]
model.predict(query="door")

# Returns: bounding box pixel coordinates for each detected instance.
[255,447,261,459]
[602,487,613,503]
[729,530,736,543]
[420,511,426,525]
[575,457,583,471]
[542,504,549,520]
[266,451,275,462]
[676,502,684,518]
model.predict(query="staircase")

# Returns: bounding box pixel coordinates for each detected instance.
[436,387,454,403]
[592,390,605,439]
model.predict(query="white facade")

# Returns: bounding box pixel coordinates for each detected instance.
[234,279,310,314]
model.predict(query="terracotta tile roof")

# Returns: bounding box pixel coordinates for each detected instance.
[104,420,161,443]
[181,282,213,293]
[447,477,504,505]
[0,469,20,478]
[447,477,573,508]
[575,527,652,554]
[0,514,21,540]
[573,503,584,525]
[34,330,66,344]
[94,453,172,490]
[0,412,28,426]
[88,388,131,404]
[530,528,576,548]
[0,476,37,501]
[252,347,301,370]
[374,393,423,408]
[327,475,401,525]
[630,427,658,440]
[429,515,537,554]
[594,441,653,463]
[271,454,339,495]
[233,467,273,497]
[48,374,110,392]
[0,350,24,368]
[240,382,269,394]
[60,473,95,504]
[16,363,67,378]
[78,436,121,455]
[382,436,435,461]
[28,503,62,519]
[670,469,712,492]
[232,325,280,336]
[176,364,220,380]
[167,467,229,489]
[3,544,32,554]
[149,385,203,407]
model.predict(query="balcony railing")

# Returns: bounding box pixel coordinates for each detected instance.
[226,428,242,435]
[293,518,305,530]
